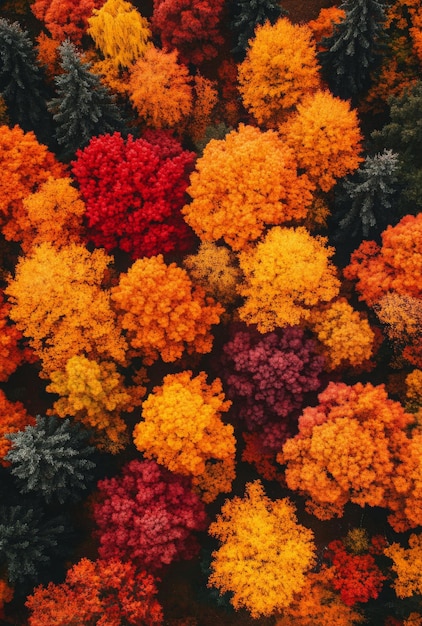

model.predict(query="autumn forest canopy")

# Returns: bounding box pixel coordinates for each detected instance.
[0,0,422,623]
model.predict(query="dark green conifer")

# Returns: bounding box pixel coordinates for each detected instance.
[318,0,387,103]
[0,506,67,587]
[0,18,52,142]
[48,40,126,161]
[333,149,400,242]
[371,81,422,215]
[5,416,96,504]
[230,0,287,60]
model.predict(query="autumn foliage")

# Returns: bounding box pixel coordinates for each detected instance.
[0,390,34,466]
[93,459,208,571]
[384,533,422,599]
[344,213,422,306]
[26,557,163,625]
[5,243,127,376]
[72,131,196,259]
[0,125,65,241]
[278,90,363,192]
[128,46,193,129]
[237,226,340,332]
[133,370,235,502]
[208,481,316,618]
[31,0,104,44]
[88,0,151,69]
[279,381,417,524]
[151,0,225,66]
[238,18,321,127]
[182,124,314,251]
[111,254,223,364]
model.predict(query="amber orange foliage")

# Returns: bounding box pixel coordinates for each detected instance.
[275,567,364,625]
[238,18,321,127]
[5,243,127,377]
[31,0,104,44]
[186,74,218,143]
[26,557,163,625]
[237,226,340,332]
[208,481,316,618]
[128,46,193,130]
[0,579,13,621]
[182,124,314,251]
[134,370,235,502]
[13,177,86,253]
[111,254,224,365]
[344,214,422,307]
[307,7,346,50]
[35,33,61,81]
[0,390,34,466]
[278,90,363,192]
[279,382,416,522]
[0,125,65,241]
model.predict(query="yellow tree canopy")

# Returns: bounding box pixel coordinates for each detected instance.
[182,124,314,251]
[5,243,127,377]
[208,481,316,618]
[111,254,224,365]
[278,90,363,192]
[48,355,146,454]
[88,0,151,69]
[385,534,422,598]
[238,18,321,127]
[133,370,235,501]
[308,298,375,370]
[237,226,340,332]
[128,46,192,129]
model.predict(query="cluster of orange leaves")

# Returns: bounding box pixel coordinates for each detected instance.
[111,254,223,365]
[0,390,34,466]
[182,124,314,251]
[385,534,422,599]
[238,18,321,127]
[279,382,420,529]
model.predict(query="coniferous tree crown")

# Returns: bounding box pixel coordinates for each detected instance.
[5,415,96,504]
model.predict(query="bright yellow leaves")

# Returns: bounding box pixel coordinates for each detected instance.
[128,46,193,129]
[385,534,422,598]
[237,226,340,332]
[308,298,375,370]
[111,254,224,365]
[238,18,321,127]
[208,481,316,618]
[5,243,127,376]
[182,124,314,251]
[278,90,363,192]
[133,370,235,501]
[88,0,151,69]
[48,356,146,453]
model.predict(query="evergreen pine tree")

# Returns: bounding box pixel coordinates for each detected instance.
[48,40,126,161]
[318,0,387,103]
[5,416,96,504]
[371,81,422,215]
[332,149,400,242]
[0,505,67,588]
[230,0,287,61]
[0,18,52,143]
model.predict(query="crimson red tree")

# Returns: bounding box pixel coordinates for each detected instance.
[72,130,196,259]
[93,459,208,572]
[151,0,225,66]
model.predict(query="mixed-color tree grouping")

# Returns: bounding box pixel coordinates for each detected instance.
[0,0,421,623]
